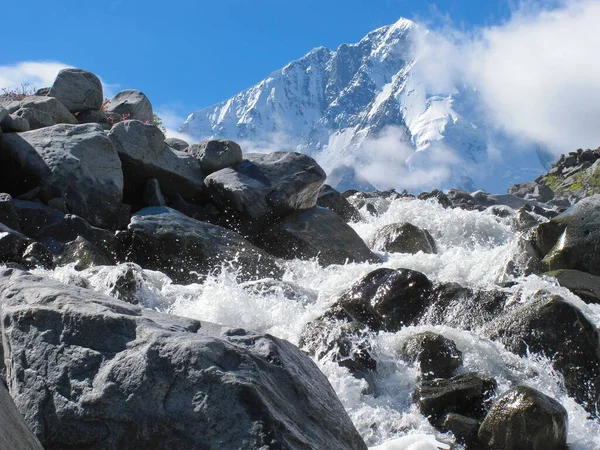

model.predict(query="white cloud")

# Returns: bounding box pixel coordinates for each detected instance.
[155,105,197,144]
[0,60,118,100]
[413,0,600,156]
[0,61,72,92]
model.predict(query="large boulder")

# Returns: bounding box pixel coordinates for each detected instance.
[0,124,125,229]
[0,383,43,450]
[0,113,30,132]
[317,184,361,222]
[120,207,283,284]
[204,152,326,231]
[14,107,55,130]
[0,193,20,231]
[484,293,600,414]
[108,120,204,203]
[534,195,600,275]
[257,207,379,266]
[48,68,103,112]
[18,96,78,125]
[400,332,463,379]
[326,268,433,332]
[0,269,367,450]
[478,386,568,450]
[413,372,497,423]
[185,139,243,174]
[105,90,153,123]
[372,222,437,254]
[165,137,189,151]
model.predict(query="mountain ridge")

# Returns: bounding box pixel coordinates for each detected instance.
[181,17,545,193]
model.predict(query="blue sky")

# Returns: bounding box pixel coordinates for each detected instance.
[1,0,513,118]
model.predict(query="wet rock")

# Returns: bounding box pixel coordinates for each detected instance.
[478,386,568,450]
[55,236,111,270]
[105,262,145,304]
[120,207,283,284]
[48,68,103,112]
[241,279,317,305]
[300,317,377,379]
[332,268,433,332]
[414,372,497,423]
[534,195,600,275]
[545,269,600,304]
[105,89,153,123]
[317,184,361,222]
[21,242,54,269]
[165,137,189,151]
[108,120,204,204]
[0,383,43,450]
[400,332,462,379]
[446,189,483,211]
[204,152,326,232]
[0,223,33,266]
[0,269,367,450]
[185,139,243,175]
[257,207,379,266]
[372,222,437,254]
[484,293,600,414]
[0,193,20,231]
[417,190,452,208]
[440,413,479,447]
[420,283,509,330]
[0,123,124,229]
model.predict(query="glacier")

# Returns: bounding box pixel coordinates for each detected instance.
[181,18,546,193]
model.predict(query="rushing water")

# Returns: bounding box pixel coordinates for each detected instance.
[39,196,600,449]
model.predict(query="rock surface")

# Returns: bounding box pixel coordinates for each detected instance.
[105,89,153,123]
[0,269,367,450]
[48,68,103,112]
[0,383,43,450]
[484,293,600,414]
[257,207,379,266]
[372,222,437,254]
[317,184,361,222]
[545,269,600,303]
[204,152,326,231]
[400,332,462,379]
[108,120,204,203]
[120,207,283,284]
[185,139,243,174]
[478,386,568,450]
[0,124,124,229]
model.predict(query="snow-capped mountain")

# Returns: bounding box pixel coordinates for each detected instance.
[181,18,545,193]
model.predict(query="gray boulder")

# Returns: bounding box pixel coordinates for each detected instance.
[372,222,437,254]
[77,109,110,129]
[165,137,189,151]
[105,89,153,123]
[108,120,204,203]
[120,207,283,284]
[0,269,367,450]
[534,195,600,275]
[545,269,600,303]
[0,106,7,123]
[14,107,55,129]
[18,96,77,125]
[48,68,103,112]
[317,184,361,222]
[257,207,379,266]
[478,386,568,450]
[0,113,30,132]
[204,152,326,231]
[55,236,112,270]
[0,193,20,231]
[0,124,124,229]
[186,139,243,174]
[142,178,167,207]
[0,383,43,450]
[483,293,600,414]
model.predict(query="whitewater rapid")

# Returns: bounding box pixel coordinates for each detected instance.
[40,196,600,449]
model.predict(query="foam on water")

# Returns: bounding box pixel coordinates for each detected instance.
[36,197,600,449]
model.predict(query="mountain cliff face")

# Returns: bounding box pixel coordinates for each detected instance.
[181,18,545,192]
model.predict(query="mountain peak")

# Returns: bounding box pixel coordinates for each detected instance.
[181,19,544,193]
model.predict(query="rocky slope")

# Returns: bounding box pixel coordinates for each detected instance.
[181,18,545,193]
[1,69,600,449]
